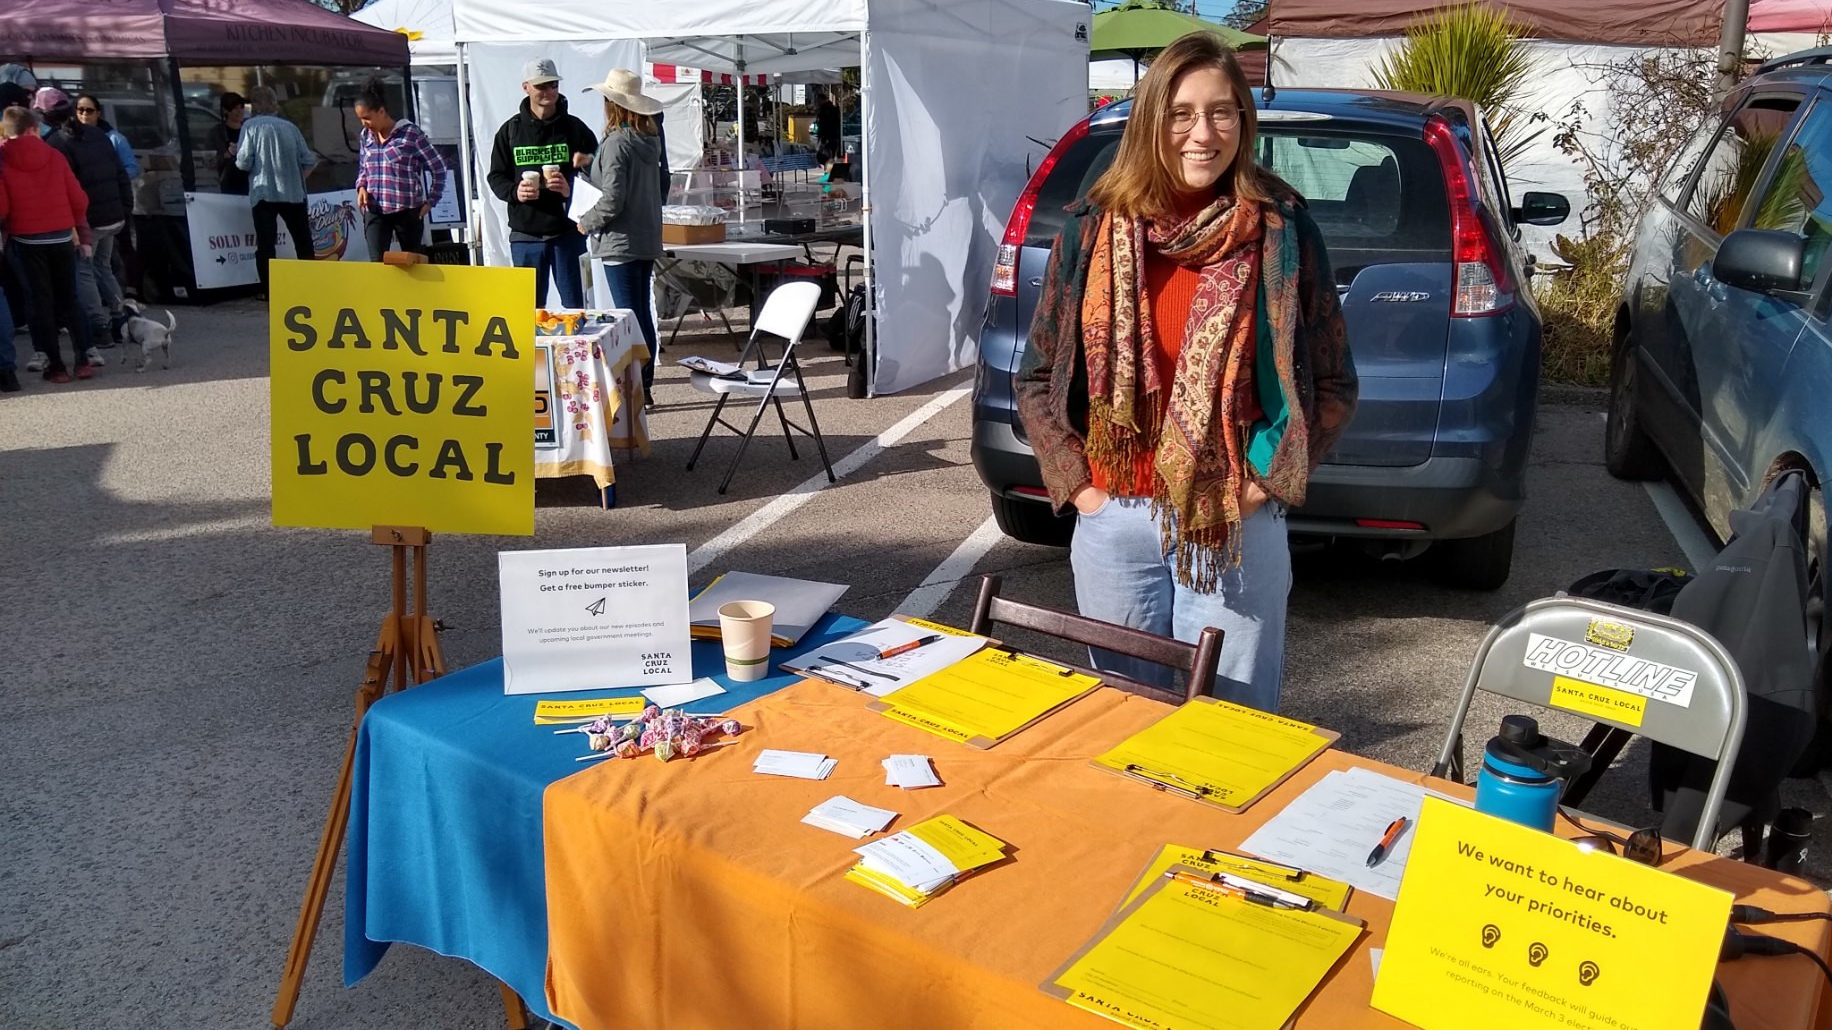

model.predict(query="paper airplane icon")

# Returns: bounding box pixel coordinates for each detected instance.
[585,597,607,617]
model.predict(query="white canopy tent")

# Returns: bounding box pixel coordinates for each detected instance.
[352,0,457,65]
[450,0,1089,395]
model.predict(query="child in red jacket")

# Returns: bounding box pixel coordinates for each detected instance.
[0,105,95,382]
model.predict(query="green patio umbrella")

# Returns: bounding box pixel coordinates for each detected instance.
[1091,0,1267,85]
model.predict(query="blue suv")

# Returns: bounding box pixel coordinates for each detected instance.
[970,88,1568,589]
[1607,48,1832,668]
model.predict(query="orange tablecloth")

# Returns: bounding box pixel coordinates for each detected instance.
[543,682,1832,1030]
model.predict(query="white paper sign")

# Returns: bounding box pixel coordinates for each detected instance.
[498,544,693,695]
[184,190,371,289]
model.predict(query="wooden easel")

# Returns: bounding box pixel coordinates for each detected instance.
[269,527,530,1030]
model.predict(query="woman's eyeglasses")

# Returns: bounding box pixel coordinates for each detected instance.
[1168,106,1241,133]
[76,106,100,116]
[1561,809,1667,866]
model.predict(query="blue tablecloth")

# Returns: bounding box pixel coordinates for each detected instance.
[343,613,867,1020]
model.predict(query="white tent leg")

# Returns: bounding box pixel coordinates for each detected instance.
[859,28,874,398]
[456,42,479,259]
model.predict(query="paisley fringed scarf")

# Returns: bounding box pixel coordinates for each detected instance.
[1080,195,1298,591]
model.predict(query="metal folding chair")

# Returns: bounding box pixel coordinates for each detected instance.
[683,280,833,495]
[968,574,1222,706]
[1430,595,1747,850]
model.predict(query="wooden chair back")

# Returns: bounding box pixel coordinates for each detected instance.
[968,575,1221,705]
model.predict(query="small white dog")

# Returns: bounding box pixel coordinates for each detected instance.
[117,301,176,372]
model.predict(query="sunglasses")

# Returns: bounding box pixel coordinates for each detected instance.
[76,106,100,114]
[1561,809,1667,866]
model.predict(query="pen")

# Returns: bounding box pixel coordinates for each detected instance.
[1164,870,1279,907]
[878,634,944,660]
[1123,763,1218,801]
[1366,816,1410,867]
[816,657,899,682]
[1214,872,1315,910]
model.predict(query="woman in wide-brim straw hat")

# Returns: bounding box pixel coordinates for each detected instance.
[1014,31,1358,714]
[575,68,665,402]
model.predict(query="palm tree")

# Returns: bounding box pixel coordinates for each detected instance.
[1371,4,1543,167]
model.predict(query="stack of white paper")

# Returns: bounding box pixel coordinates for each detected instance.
[854,832,959,894]
[753,749,836,780]
[802,796,899,838]
[882,754,941,789]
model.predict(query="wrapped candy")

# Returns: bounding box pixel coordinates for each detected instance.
[574,706,743,762]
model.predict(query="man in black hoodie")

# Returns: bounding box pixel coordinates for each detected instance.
[487,58,597,308]
[39,88,131,356]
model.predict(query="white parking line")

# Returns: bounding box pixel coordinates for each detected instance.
[1593,413,1720,571]
[1642,479,1720,573]
[897,515,1007,618]
[686,386,971,574]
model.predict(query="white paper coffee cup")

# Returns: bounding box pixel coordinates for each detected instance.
[542,163,561,176]
[718,600,775,682]
[521,169,540,184]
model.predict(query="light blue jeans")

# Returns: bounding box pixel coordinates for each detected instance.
[74,222,123,338]
[1070,495,1290,712]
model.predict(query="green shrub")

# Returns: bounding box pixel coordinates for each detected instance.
[1533,233,1618,386]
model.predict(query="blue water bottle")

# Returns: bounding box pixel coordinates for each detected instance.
[1474,715,1588,832]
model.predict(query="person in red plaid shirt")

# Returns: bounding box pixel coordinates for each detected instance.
[353,80,445,259]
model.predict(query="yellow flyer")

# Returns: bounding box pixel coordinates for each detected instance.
[532,696,647,724]
[270,260,535,535]
[1372,798,1732,1030]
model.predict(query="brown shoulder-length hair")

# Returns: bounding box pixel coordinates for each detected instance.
[603,98,657,137]
[1086,31,1267,218]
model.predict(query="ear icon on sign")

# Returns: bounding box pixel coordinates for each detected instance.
[1481,924,1501,949]
[1527,942,1549,967]
[1578,961,1601,987]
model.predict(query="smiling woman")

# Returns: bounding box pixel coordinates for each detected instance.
[1012,30,1357,714]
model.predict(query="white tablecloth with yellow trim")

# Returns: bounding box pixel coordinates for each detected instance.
[533,309,650,494]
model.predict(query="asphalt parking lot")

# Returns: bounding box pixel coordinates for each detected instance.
[2,297,1827,1029]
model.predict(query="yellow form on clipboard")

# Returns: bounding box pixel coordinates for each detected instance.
[1044,865,1364,1030]
[1093,696,1339,812]
[871,648,1101,748]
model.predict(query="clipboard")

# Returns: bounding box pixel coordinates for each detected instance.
[783,614,994,694]
[1115,845,1355,913]
[1041,863,1365,1030]
[867,646,1102,749]
[1093,696,1340,813]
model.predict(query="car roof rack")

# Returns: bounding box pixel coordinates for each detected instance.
[1756,47,1832,75]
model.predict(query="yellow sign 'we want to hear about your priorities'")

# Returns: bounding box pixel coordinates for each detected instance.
[1373,797,1732,1030]
[270,260,536,535]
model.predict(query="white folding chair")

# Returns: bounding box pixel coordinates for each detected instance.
[683,280,834,495]
[1431,596,1746,850]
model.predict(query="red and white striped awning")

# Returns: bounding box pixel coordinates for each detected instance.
[648,64,768,86]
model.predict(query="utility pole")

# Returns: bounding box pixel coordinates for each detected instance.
[1717,0,1749,101]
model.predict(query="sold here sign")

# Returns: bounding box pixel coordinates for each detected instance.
[268,259,536,536]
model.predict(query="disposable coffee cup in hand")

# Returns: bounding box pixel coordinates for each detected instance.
[543,163,561,177]
[521,169,540,186]
[718,600,775,682]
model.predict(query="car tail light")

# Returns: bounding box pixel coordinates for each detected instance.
[991,117,1092,297]
[1356,518,1428,531]
[1424,117,1513,317]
